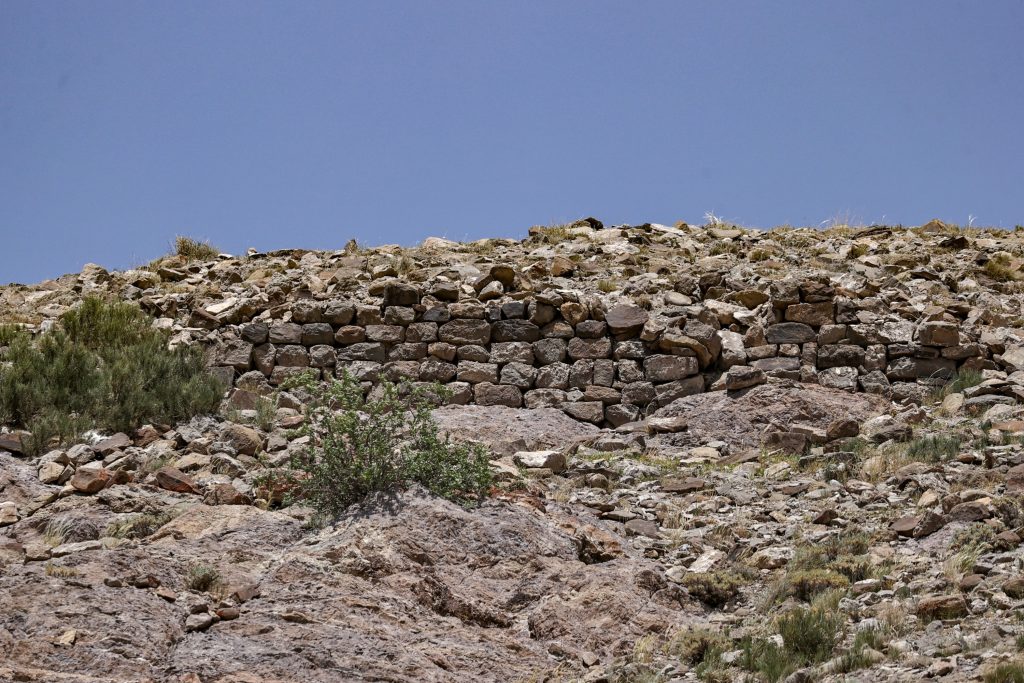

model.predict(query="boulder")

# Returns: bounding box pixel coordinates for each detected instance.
[69,467,113,494]
[604,305,648,339]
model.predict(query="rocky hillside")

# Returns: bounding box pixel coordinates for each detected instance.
[2,219,1024,682]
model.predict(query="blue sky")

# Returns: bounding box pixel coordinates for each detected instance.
[2,1,1022,285]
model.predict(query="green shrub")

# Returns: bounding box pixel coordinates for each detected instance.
[739,598,846,681]
[777,602,844,663]
[284,371,493,519]
[738,637,792,682]
[0,297,222,454]
[681,570,746,608]
[174,236,220,261]
[0,324,22,346]
[906,435,961,463]
[945,368,985,395]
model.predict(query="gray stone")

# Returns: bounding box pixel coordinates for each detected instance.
[765,322,816,344]
[439,319,491,346]
[567,337,612,360]
[473,383,523,407]
[643,355,698,382]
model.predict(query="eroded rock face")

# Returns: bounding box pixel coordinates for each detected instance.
[0,481,691,683]
[650,382,888,450]
[433,405,600,456]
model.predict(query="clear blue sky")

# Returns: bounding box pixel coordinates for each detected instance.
[2,1,1022,285]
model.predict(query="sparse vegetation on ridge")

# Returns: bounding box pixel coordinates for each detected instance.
[174,236,220,261]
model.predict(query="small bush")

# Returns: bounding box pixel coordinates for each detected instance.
[597,279,619,293]
[906,435,961,463]
[828,555,874,583]
[777,602,844,664]
[174,236,220,261]
[984,661,1024,683]
[738,637,791,682]
[787,569,850,602]
[0,324,22,346]
[682,570,746,608]
[0,298,222,454]
[945,368,985,395]
[284,371,493,519]
[187,563,220,592]
[665,627,729,666]
[534,222,575,245]
[984,253,1018,282]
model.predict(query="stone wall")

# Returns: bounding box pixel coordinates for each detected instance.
[210,279,1020,427]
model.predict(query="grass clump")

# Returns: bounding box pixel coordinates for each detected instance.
[0,297,222,454]
[983,661,1024,683]
[905,434,961,463]
[944,368,985,394]
[103,509,181,539]
[787,569,850,602]
[665,627,730,667]
[681,570,746,608]
[174,236,220,261]
[45,563,80,578]
[983,253,1018,282]
[777,596,844,662]
[283,370,493,520]
[740,595,845,681]
[930,368,985,404]
[186,563,221,592]
[41,517,76,547]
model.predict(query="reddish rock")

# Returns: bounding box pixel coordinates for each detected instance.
[204,483,251,506]
[947,500,991,523]
[959,574,984,592]
[154,466,198,494]
[1006,464,1024,493]
[69,467,113,494]
[1002,576,1024,599]
[916,594,968,620]
[912,510,946,538]
[95,433,131,455]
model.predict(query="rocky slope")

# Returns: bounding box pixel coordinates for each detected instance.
[2,218,1024,682]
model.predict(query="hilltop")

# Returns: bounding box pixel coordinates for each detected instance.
[1,218,1024,682]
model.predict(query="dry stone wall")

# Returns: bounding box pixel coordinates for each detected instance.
[214,278,1020,427]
